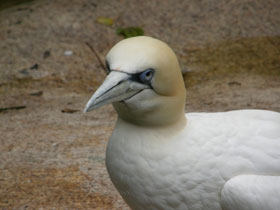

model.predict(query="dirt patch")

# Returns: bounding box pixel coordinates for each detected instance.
[183,36,280,112]
[0,166,115,209]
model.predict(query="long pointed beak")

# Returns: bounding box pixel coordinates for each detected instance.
[84,71,148,112]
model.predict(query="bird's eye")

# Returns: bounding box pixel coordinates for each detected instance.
[139,69,154,84]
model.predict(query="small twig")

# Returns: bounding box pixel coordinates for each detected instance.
[61,108,79,114]
[0,105,26,112]
[85,42,106,73]
[29,90,43,96]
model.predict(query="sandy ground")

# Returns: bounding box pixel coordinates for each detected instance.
[0,0,279,209]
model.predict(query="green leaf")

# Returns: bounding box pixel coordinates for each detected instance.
[116,27,144,38]
[96,17,114,26]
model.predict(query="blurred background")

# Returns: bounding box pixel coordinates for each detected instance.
[0,0,279,209]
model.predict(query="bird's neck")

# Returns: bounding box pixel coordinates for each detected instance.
[116,112,187,135]
[113,95,186,127]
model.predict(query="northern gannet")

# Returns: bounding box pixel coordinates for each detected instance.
[84,36,280,210]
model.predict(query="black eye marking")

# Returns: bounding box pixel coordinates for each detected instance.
[105,60,111,74]
[130,68,155,87]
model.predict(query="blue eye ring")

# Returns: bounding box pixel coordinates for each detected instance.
[139,68,154,84]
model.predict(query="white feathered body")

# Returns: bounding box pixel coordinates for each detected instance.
[106,110,280,210]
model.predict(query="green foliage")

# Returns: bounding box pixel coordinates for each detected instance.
[96,17,114,26]
[116,27,144,38]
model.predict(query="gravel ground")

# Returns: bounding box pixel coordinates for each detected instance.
[0,0,279,209]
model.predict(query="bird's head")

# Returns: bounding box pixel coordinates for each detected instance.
[84,36,186,126]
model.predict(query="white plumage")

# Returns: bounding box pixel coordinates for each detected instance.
[85,36,280,210]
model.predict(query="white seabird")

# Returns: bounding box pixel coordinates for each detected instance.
[84,36,280,210]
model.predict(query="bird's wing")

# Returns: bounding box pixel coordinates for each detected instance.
[221,175,280,210]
